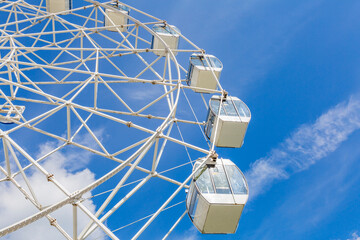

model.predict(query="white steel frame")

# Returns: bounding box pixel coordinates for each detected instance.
[0,0,228,239]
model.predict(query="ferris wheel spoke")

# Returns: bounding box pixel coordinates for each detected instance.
[77,203,120,240]
[151,122,174,173]
[71,11,103,25]
[50,31,82,65]
[0,1,238,238]
[1,137,11,176]
[97,49,128,78]
[27,0,45,20]
[135,86,177,114]
[80,6,96,28]
[16,50,61,84]
[13,2,38,22]
[0,167,74,240]
[70,105,110,156]
[135,54,162,79]
[104,23,138,56]
[80,174,153,240]
[10,142,68,180]
[98,76,134,112]
[30,18,53,48]
[2,135,131,240]
[81,140,155,239]
[9,63,56,103]
[134,52,163,81]
[0,1,17,12]
[162,209,188,240]
[5,138,41,206]
[131,157,209,240]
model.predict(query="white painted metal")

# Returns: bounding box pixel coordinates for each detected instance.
[46,0,72,13]
[206,95,251,148]
[151,24,180,57]
[104,3,129,32]
[187,54,223,93]
[186,158,249,234]
[0,0,249,239]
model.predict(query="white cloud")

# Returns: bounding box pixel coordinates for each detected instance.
[246,95,360,198]
[347,232,360,240]
[172,226,199,240]
[41,128,105,172]
[0,133,106,240]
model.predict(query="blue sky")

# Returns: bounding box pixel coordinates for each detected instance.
[1,0,360,240]
[144,0,360,239]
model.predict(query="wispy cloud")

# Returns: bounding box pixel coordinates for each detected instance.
[246,95,360,198]
[0,131,106,240]
[172,226,200,240]
[347,232,360,240]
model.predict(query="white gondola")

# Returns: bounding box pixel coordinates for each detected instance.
[46,0,72,13]
[186,158,249,234]
[186,54,223,93]
[0,105,25,124]
[205,95,251,148]
[150,24,180,57]
[104,3,130,32]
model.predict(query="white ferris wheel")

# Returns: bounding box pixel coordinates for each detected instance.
[0,0,251,239]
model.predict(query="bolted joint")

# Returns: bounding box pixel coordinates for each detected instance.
[49,218,57,226]
[222,90,228,100]
[210,151,218,160]
[46,173,54,182]
[126,121,132,127]
[70,191,82,203]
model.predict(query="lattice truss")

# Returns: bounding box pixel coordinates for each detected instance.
[0,0,224,239]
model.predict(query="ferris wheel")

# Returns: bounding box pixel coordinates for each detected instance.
[0,0,251,239]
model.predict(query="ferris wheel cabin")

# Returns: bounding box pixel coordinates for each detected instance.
[104,3,130,32]
[150,24,180,57]
[46,0,72,13]
[205,96,251,148]
[187,54,223,93]
[186,158,249,234]
[0,105,25,124]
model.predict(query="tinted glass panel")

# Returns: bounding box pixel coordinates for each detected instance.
[210,98,250,117]
[210,165,231,194]
[209,99,225,116]
[210,56,223,68]
[189,191,199,219]
[205,110,215,138]
[109,3,129,12]
[190,56,222,69]
[186,184,194,209]
[222,101,238,117]
[190,57,204,66]
[195,166,215,194]
[234,100,250,117]
[153,25,179,35]
[225,165,248,194]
